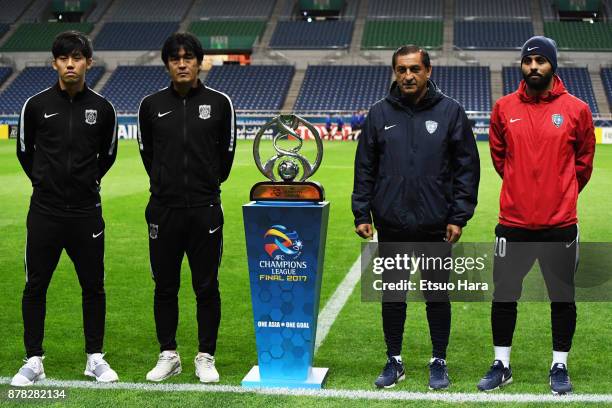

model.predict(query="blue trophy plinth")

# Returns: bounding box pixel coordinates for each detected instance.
[242,201,329,389]
[241,114,329,389]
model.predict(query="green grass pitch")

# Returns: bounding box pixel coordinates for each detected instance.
[0,139,610,407]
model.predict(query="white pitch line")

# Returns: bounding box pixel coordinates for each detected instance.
[314,234,377,353]
[1,377,611,403]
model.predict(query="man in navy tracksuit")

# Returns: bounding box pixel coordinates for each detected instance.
[352,45,480,390]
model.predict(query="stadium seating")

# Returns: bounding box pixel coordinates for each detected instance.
[362,20,443,49]
[94,22,179,51]
[86,0,114,22]
[188,20,267,38]
[455,0,531,19]
[205,65,295,110]
[0,23,93,52]
[0,66,105,115]
[193,0,277,20]
[0,24,9,40]
[367,0,443,19]
[0,0,31,23]
[0,66,12,87]
[454,21,534,49]
[100,66,168,113]
[601,68,612,111]
[544,22,612,50]
[20,0,49,23]
[431,66,491,112]
[270,21,354,49]
[294,65,390,111]
[502,66,599,113]
[104,0,191,22]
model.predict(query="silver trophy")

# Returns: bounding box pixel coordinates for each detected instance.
[251,114,325,201]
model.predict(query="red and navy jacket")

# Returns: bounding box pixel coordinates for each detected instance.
[489,75,595,230]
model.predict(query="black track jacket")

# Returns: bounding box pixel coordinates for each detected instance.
[17,83,118,217]
[352,81,480,233]
[137,81,236,207]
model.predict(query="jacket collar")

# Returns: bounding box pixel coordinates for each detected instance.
[54,82,89,100]
[386,79,444,112]
[516,74,567,104]
[169,79,205,98]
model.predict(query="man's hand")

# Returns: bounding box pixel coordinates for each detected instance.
[446,224,462,243]
[355,223,374,239]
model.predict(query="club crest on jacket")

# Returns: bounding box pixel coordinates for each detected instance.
[552,114,563,128]
[425,120,438,134]
[85,109,97,125]
[199,104,211,120]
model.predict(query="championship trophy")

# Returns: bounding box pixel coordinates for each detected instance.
[241,115,330,389]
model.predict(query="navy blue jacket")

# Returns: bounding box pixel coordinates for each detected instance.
[352,81,480,233]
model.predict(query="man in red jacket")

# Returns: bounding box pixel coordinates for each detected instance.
[477,36,595,395]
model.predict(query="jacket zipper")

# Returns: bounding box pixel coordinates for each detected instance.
[66,98,73,208]
[183,98,190,206]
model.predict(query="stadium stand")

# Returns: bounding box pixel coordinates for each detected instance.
[270,21,354,49]
[367,0,443,19]
[362,20,443,49]
[0,0,31,23]
[193,0,276,19]
[293,65,390,111]
[0,66,105,115]
[20,0,49,23]
[0,66,12,87]
[86,0,114,23]
[431,66,491,112]
[544,22,612,50]
[502,66,599,113]
[0,24,9,40]
[455,0,531,19]
[0,23,93,52]
[454,21,534,49]
[205,65,294,110]
[100,66,168,113]
[602,68,612,111]
[94,22,179,51]
[104,0,191,22]
[188,20,267,50]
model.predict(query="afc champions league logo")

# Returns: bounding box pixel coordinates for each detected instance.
[264,225,303,260]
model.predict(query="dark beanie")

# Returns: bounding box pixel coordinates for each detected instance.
[521,36,558,72]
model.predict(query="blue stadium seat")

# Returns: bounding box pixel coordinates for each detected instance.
[270,21,354,49]
[0,66,12,87]
[0,0,33,23]
[100,66,168,113]
[502,66,599,113]
[294,65,390,111]
[601,68,612,112]
[454,21,534,49]
[368,0,443,19]
[86,0,113,22]
[194,0,276,20]
[431,66,491,112]
[94,22,179,50]
[0,23,9,40]
[205,65,295,110]
[0,66,104,115]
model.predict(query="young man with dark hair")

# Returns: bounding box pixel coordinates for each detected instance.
[477,36,595,395]
[352,44,480,390]
[138,33,236,383]
[12,30,118,386]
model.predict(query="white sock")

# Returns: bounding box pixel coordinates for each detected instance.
[392,355,402,363]
[552,351,568,368]
[430,357,446,364]
[494,346,511,368]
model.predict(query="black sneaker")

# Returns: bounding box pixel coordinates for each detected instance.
[428,358,450,390]
[477,360,513,391]
[374,357,405,389]
[549,363,572,395]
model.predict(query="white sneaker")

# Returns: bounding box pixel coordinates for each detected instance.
[84,353,119,382]
[146,351,182,382]
[10,356,46,386]
[195,353,219,383]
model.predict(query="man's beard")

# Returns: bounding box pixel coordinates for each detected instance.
[523,70,554,91]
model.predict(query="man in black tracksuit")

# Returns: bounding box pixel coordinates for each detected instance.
[12,31,118,386]
[352,45,480,389]
[138,33,236,383]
